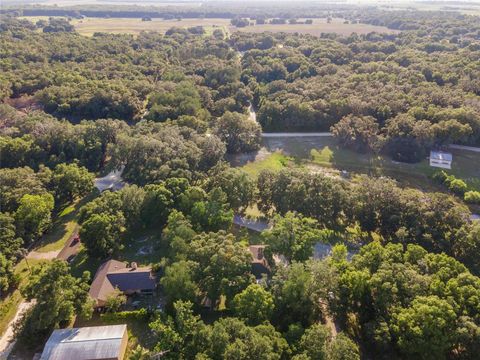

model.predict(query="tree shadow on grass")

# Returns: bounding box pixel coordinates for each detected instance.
[33,192,99,252]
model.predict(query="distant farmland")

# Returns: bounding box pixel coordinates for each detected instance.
[70,17,231,36]
[231,18,399,36]
[21,16,398,36]
[17,17,231,36]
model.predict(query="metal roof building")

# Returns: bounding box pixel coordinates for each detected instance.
[94,167,126,192]
[40,324,128,360]
[430,150,452,169]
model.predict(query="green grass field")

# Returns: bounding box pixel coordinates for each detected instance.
[34,204,78,253]
[239,137,480,193]
[308,142,480,191]
[34,193,98,253]
[241,151,291,178]
[72,17,230,36]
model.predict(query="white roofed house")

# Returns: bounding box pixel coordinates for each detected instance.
[430,150,452,169]
[40,324,128,360]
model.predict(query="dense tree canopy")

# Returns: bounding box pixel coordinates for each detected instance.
[17,260,92,347]
[1,8,480,360]
[329,241,480,360]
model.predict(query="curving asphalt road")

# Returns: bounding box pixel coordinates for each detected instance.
[449,144,480,153]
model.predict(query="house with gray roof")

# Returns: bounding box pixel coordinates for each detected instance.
[40,324,128,360]
[89,260,156,309]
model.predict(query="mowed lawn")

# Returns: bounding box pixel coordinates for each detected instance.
[239,136,480,192]
[309,141,480,191]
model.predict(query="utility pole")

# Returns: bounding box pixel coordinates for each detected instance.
[21,248,32,274]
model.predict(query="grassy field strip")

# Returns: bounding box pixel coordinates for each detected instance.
[241,152,291,178]
[0,259,45,339]
[35,205,77,253]
[239,137,480,192]
[0,196,90,340]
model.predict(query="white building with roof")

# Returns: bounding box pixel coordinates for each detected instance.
[430,150,452,169]
[40,324,128,360]
[94,167,126,192]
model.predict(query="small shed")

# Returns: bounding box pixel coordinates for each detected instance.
[40,324,128,360]
[430,150,452,169]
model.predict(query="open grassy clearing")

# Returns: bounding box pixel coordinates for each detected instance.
[34,204,77,253]
[231,18,399,36]
[20,16,231,36]
[237,137,480,193]
[241,151,292,178]
[34,194,95,253]
[308,141,480,192]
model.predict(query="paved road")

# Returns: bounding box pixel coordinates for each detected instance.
[449,144,480,153]
[0,301,35,359]
[57,226,81,262]
[262,132,332,138]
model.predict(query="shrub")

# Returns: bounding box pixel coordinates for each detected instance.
[448,179,468,195]
[432,170,448,184]
[101,308,148,322]
[464,191,480,204]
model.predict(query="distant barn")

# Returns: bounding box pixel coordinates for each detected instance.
[430,150,452,169]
